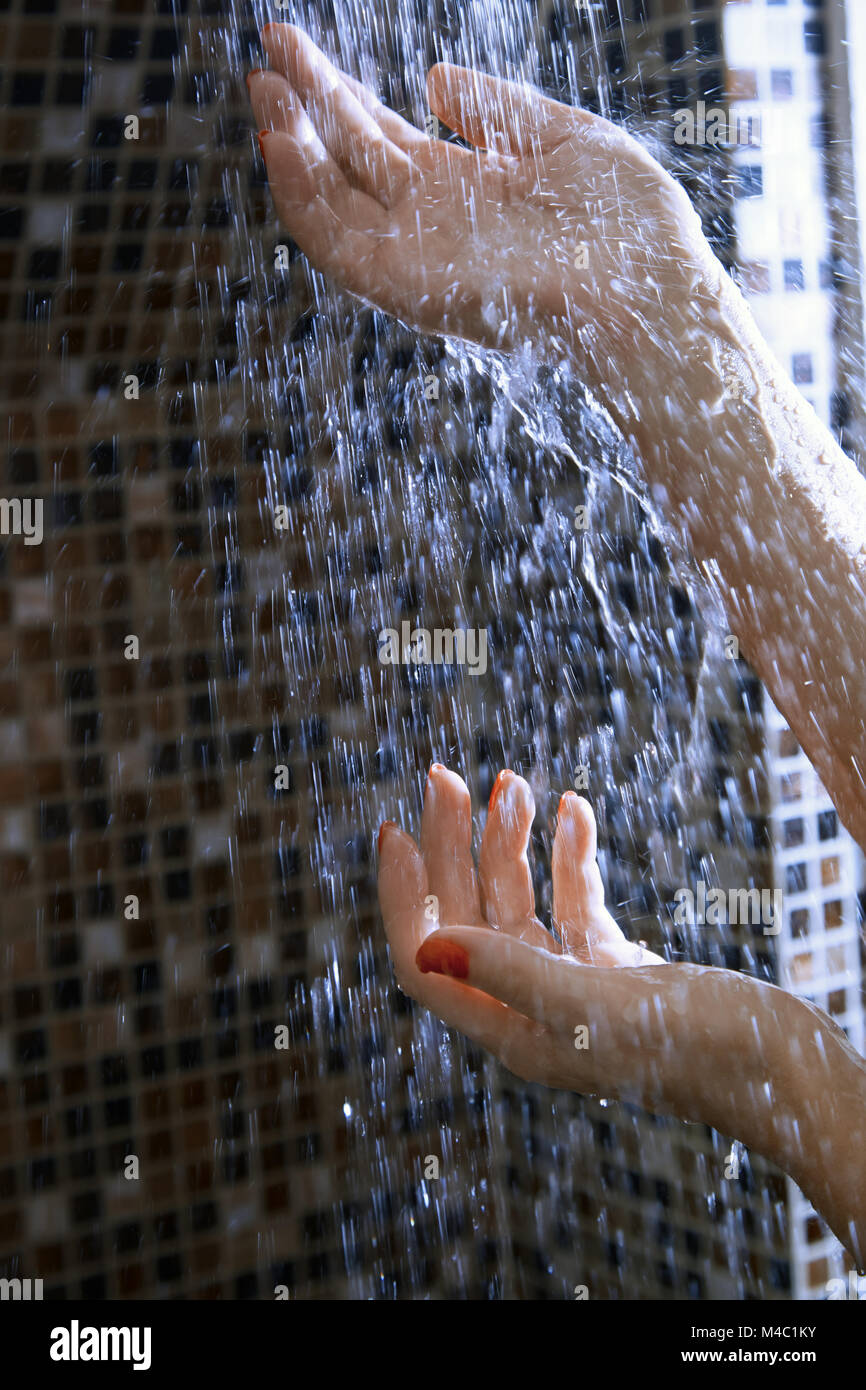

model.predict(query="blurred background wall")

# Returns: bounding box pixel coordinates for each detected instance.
[0,0,864,1301]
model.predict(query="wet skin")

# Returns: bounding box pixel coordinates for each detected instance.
[248,26,866,1265]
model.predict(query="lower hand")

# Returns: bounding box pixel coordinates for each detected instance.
[376,765,735,1114]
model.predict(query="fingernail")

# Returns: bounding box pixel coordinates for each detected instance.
[425,762,446,791]
[246,69,265,89]
[556,792,587,854]
[261,22,278,37]
[488,768,512,814]
[377,820,396,855]
[416,938,470,979]
[257,129,270,160]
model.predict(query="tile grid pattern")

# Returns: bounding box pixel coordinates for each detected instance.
[0,0,836,1299]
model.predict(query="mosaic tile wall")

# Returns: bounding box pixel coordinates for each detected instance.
[0,0,799,1299]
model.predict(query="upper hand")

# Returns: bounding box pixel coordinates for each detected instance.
[248,25,723,389]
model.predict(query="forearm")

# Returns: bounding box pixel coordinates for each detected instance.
[775,992,866,1265]
[680,969,866,1265]
[600,240,866,1252]
[574,262,866,850]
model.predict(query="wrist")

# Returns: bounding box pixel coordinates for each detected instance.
[582,259,748,497]
[676,969,798,1163]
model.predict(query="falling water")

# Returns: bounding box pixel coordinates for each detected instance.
[192,0,803,1299]
[11,0,849,1306]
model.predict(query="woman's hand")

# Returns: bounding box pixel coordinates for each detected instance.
[378,763,726,1113]
[248,25,723,396]
[378,765,866,1264]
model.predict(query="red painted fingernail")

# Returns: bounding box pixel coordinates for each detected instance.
[377,820,396,854]
[558,791,574,817]
[416,938,470,979]
[246,69,265,88]
[488,769,511,814]
[426,762,446,790]
[257,129,270,160]
[261,22,278,37]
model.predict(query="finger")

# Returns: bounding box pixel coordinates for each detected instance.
[259,129,392,289]
[261,23,413,206]
[478,771,554,949]
[552,793,665,965]
[250,71,382,242]
[325,65,430,155]
[553,792,620,954]
[247,71,336,180]
[419,765,484,927]
[247,68,307,139]
[258,23,423,147]
[376,821,431,985]
[426,62,585,156]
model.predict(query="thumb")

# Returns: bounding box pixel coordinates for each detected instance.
[426,62,583,156]
[416,924,581,1024]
